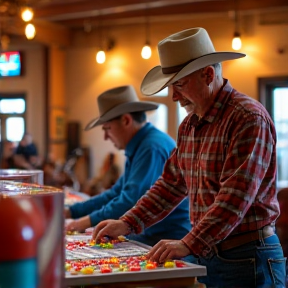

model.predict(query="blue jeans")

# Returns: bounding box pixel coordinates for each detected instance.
[197,234,287,288]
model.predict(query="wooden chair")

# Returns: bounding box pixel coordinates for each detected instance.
[276,187,288,287]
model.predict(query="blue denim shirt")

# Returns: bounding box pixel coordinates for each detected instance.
[70,123,191,246]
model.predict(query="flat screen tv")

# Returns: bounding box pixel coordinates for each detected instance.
[0,51,22,77]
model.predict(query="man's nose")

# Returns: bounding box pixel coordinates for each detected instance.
[172,89,180,102]
[104,131,109,141]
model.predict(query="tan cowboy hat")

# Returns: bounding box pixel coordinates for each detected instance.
[141,27,246,96]
[85,85,158,130]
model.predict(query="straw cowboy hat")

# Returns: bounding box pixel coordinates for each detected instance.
[141,27,246,96]
[85,85,158,130]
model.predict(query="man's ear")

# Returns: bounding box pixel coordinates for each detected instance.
[205,66,215,86]
[121,114,132,127]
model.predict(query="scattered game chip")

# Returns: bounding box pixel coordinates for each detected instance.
[67,231,79,235]
[118,235,128,242]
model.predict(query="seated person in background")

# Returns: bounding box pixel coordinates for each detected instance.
[0,140,17,169]
[42,151,74,188]
[83,152,120,197]
[65,85,192,247]
[14,132,42,169]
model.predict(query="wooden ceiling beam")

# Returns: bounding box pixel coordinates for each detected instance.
[34,0,288,22]
[32,20,72,47]
[51,0,288,28]
[4,0,288,46]
[34,0,164,19]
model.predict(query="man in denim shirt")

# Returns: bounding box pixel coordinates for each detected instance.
[65,85,191,246]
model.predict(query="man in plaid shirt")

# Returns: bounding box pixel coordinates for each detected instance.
[92,28,286,287]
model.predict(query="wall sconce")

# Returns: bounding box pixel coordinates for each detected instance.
[231,0,241,51]
[141,8,151,59]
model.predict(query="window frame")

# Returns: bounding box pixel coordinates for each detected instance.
[140,87,179,140]
[0,93,27,142]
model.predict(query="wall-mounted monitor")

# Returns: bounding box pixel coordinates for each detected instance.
[0,51,22,78]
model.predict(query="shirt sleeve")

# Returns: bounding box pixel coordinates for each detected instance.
[69,176,124,218]
[182,114,276,257]
[72,144,171,226]
[120,147,188,234]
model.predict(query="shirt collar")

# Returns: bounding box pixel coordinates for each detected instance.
[204,78,233,123]
[125,122,152,158]
[189,78,233,126]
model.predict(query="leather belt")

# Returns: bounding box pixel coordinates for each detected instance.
[217,225,275,251]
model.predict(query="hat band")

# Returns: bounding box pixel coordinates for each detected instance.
[162,53,216,74]
[162,58,194,74]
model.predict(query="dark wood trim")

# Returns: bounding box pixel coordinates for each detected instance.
[44,46,49,160]
[258,76,288,118]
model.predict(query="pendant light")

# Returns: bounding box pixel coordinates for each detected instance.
[96,50,105,64]
[25,23,36,40]
[96,16,105,64]
[21,7,34,22]
[141,8,151,60]
[232,0,242,51]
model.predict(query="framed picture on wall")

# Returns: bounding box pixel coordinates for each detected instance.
[50,108,66,142]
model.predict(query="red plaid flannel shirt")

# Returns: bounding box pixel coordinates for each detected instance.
[121,79,280,257]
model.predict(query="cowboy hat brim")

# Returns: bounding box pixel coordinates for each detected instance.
[85,101,158,130]
[141,52,246,96]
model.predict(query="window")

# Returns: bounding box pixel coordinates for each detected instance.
[6,117,25,141]
[147,104,168,133]
[140,87,182,140]
[0,94,26,142]
[0,98,25,114]
[273,88,288,189]
[259,77,288,190]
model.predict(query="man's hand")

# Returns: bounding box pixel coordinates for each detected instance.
[146,240,191,263]
[64,207,71,219]
[65,216,91,233]
[92,219,130,242]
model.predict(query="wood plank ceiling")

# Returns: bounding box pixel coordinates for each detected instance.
[1,0,288,47]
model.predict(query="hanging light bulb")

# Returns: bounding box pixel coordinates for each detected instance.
[95,15,106,64]
[96,50,106,64]
[141,42,152,59]
[232,32,242,50]
[25,23,36,40]
[21,7,34,22]
[231,0,242,51]
[141,7,152,60]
